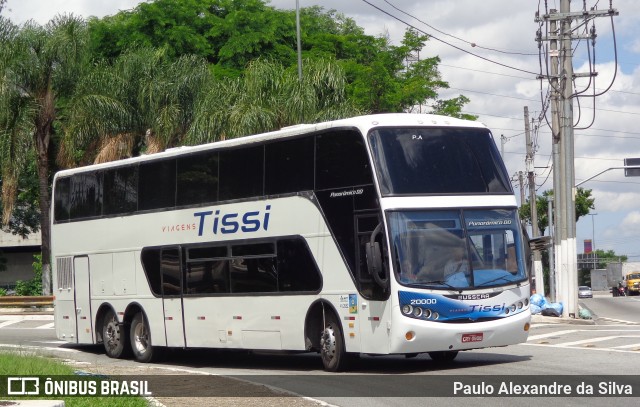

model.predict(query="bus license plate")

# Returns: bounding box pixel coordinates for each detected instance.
[461,333,483,343]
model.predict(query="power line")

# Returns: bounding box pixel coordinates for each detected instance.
[359,0,541,76]
[382,0,539,56]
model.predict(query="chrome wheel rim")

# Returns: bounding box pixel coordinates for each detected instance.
[320,325,336,361]
[133,322,149,354]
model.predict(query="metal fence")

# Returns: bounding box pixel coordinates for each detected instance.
[0,295,54,307]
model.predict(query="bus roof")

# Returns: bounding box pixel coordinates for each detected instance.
[53,113,488,178]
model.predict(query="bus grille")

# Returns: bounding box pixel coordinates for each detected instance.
[56,257,73,290]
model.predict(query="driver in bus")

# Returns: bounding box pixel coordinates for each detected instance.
[443,246,471,286]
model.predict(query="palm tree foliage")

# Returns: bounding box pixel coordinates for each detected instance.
[62,47,211,165]
[186,58,362,144]
[0,14,89,294]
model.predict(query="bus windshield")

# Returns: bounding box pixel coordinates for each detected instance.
[368,127,511,195]
[389,209,526,289]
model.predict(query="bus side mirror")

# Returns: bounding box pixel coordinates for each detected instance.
[366,241,382,277]
[366,224,388,289]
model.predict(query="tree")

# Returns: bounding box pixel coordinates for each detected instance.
[186,58,362,144]
[590,249,627,269]
[0,15,89,294]
[519,188,595,235]
[88,0,293,76]
[431,95,478,120]
[87,1,472,116]
[60,47,211,165]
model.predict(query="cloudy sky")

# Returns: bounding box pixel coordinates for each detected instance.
[4,0,640,260]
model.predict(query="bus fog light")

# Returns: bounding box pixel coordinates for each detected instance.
[405,331,415,341]
[413,307,423,318]
[402,305,413,315]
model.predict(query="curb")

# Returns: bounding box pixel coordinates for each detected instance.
[531,313,595,325]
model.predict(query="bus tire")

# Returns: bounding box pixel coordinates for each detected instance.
[428,350,459,363]
[130,312,158,363]
[102,309,130,359]
[320,314,350,372]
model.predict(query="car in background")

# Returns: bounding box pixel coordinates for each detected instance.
[578,285,593,298]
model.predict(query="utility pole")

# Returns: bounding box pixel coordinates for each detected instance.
[536,1,618,317]
[548,197,556,302]
[518,171,525,210]
[525,106,544,295]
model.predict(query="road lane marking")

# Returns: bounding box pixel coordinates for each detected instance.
[556,336,621,347]
[526,330,579,341]
[0,320,21,328]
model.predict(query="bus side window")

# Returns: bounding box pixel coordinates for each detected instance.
[160,248,181,296]
[141,247,162,296]
[277,239,321,292]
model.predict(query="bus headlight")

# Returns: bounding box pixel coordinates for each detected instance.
[402,304,413,315]
[431,312,439,320]
[423,309,432,319]
[510,305,517,313]
[413,307,423,318]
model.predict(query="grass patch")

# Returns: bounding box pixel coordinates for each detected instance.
[0,352,149,406]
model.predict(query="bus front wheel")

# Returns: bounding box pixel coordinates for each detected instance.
[320,314,349,372]
[102,309,130,359]
[130,312,158,363]
[428,351,459,363]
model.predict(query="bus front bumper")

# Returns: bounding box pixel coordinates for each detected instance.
[388,308,531,355]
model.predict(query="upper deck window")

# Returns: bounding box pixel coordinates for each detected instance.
[368,127,511,195]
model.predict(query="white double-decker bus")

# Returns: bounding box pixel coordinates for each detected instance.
[51,113,531,371]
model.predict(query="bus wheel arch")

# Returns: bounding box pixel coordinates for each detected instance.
[304,300,352,372]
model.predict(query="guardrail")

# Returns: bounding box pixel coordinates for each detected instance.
[0,295,54,307]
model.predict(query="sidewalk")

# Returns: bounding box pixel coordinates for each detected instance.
[530,313,595,325]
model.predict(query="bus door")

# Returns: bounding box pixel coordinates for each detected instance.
[355,214,391,353]
[160,248,186,347]
[73,256,93,343]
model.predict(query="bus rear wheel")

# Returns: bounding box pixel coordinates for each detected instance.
[320,314,350,372]
[102,309,130,359]
[428,351,459,362]
[130,312,158,363]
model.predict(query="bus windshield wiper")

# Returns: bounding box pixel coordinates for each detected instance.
[476,275,516,287]
[424,280,457,289]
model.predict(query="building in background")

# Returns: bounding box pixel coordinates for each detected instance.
[0,230,41,290]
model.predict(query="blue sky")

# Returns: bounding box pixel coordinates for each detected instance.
[4,0,640,260]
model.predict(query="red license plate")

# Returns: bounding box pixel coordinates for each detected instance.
[461,332,484,343]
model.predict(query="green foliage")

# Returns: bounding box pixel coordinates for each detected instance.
[86,1,463,115]
[89,0,293,74]
[0,287,6,296]
[14,254,42,296]
[431,95,478,120]
[592,249,627,268]
[186,58,362,143]
[519,188,595,235]
[0,156,41,238]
